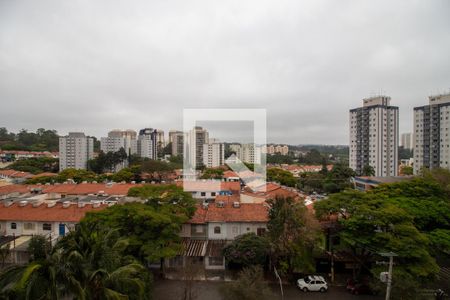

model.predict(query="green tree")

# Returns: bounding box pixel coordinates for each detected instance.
[361,164,375,176]
[314,189,440,298]
[267,197,322,276]
[6,157,59,174]
[0,224,152,300]
[267,168,297,187]
[27,235,51,261]
[200,168,224,179]
[223,233,270,267]
[83,185,196,265]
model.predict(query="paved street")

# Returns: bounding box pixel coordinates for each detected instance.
[153,279,382,300]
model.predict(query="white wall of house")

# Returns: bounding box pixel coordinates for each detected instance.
[191,191,218,200]
[208,222,227,240]
[225,222,267,240]
[3,220,76,238]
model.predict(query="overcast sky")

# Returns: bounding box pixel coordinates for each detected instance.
[1,0,449,145]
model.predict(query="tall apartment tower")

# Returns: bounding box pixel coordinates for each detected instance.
[413,93,450,174]
[100,129,138,171]
[138,128,158,159]
[400,133,413,150]
[101,129,137,155]
[203,141,225,168]
[169,130,184,156]
[349,96,399,177]
[186,126,209,168]
[237,143,262,164]
[59,132,94,171]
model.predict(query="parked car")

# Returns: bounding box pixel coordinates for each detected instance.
[297,275,328,292]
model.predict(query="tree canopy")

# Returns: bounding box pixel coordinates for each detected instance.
[0,128,59,152]
[313,171,449,297]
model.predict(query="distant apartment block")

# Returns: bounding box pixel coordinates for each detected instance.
[169,130,184,156]
[59,132,94,171]
[413,93,450,174]
[203,142,225,168]
[235,143,262,164]
[349,96,399,177]
[262,144,289,155]
[100,129,138,171]
[400,133,413,150]
[138,128,158,159]
[101,129,137,156]
[186,126,209,168]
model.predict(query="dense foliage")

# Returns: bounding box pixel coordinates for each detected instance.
[314,169,450,298]
[88,148,128,174]
[200,168,224,179]
[222,233,270,267]
[0,225,152,299]
[83,185,196,264]
[5,157,59,174]
[0,128,59,152]
[299,162,355,193]
[267,168,297,187]
[267,196,323,275]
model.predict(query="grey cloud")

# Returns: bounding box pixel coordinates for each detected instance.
[1,0,450,144]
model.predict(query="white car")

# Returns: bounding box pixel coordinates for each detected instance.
[297,275,328,292]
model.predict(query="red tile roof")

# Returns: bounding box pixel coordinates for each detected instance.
[223,170,238,178]
[0,183,142,196]
[188,202,268,224]
[0,184,30,195]
[0,202,107,222]
[0,170,33,178]
[176,181,240,193]
[32,172,58,178]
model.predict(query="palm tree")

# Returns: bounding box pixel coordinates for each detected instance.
[0,224,151,300]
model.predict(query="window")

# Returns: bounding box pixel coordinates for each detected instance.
[24,223,35,230]
[232,226,238,234]
[209,257,223,266]
[257,228,266,236]
[214,226,221,234]
[200,192,206,196]
[195,225,204,233]
[211,192,216,196]
[43,223,52,231]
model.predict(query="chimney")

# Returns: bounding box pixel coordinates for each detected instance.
[62,201,71,208]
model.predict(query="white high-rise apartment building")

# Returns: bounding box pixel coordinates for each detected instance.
[59,132,94,171]
[400,133,413,150]
[203,142,225,168]
[413,93,450,174]
[169,130,184,156]
[138,128,157,159]
[237,143,262,164]
[100,129,137,171]
[186,126,209,168]
[349,96,399,177]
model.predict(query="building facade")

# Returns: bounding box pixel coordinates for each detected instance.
[202,142,225,168]
[138,128,158,159]
[236,144,262,164]
[413,93,450,174]
[349,96,399,177]
[400,133,413,150]
[169,130,184,156]
[186,127,209,168]
[59,132,94,171]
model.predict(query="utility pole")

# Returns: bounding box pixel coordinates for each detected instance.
[274,266,284,300]
[380,252,397,300]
